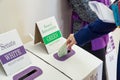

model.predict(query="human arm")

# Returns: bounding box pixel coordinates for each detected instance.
[66,19,116,48]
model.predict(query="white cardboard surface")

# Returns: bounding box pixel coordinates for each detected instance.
[34,16,63,54]
[106,34,117,80]
[0,51,71,80]
[0,29,31,75]
[25,39,103,80]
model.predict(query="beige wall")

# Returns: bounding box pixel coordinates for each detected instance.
[0,0,72,43]
[0,0,119,53]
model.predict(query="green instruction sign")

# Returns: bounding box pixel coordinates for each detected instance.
[43,30,62,44]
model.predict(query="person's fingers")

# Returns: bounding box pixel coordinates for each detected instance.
[66,38,71,44]
[66,40,71,48]
[67,44,71,50]
[69,41,74,47]
[66,34,75,50]
[67,40,75,50]
[66,34,72,44]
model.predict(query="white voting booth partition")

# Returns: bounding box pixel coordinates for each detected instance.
[34,16,64,54]
[106,34,117,80]
[0,29,31,75]
[0,52,71,80]
[25,17,103,80]
[25,40,103,80]
[0,30,71,80]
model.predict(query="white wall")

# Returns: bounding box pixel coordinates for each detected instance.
[0,0,120,53]
[0,0,72,43]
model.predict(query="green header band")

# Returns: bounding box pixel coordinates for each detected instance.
[43,30,62,44]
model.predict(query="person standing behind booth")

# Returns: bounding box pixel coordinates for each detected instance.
[67,0,111,80]
[66,18,116,80]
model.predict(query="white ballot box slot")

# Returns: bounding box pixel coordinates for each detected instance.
[0,51,71,80]
[25,41,103,80]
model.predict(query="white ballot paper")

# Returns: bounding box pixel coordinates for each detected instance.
[57,43,68,57]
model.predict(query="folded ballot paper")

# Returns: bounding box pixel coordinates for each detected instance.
[57,43,68,57]
[89,1,115,23]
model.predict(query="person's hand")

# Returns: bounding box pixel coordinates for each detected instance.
[66,34,77,50]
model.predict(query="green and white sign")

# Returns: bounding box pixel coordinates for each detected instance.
[34,17,65,54]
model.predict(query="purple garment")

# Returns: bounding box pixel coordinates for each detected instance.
[91,0,110,50]
[91,35,109,50]
[71,0,110,50]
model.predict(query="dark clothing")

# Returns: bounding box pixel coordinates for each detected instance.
[74,18,116,80]
[74,19,116,46]
[74,19,116,80]
[81,42,106,80]
[117,42,120,80]
[68,0,98,23]
[68,1,113,80]
[68,0,98,32]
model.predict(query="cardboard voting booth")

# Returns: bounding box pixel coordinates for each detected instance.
[25,40,103,80]
[106,34,117,80]
[34,16,65,54]
[25,17,103,80]
[0,30,71,80]
[0,29,31,75]
[0,51,71,80]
